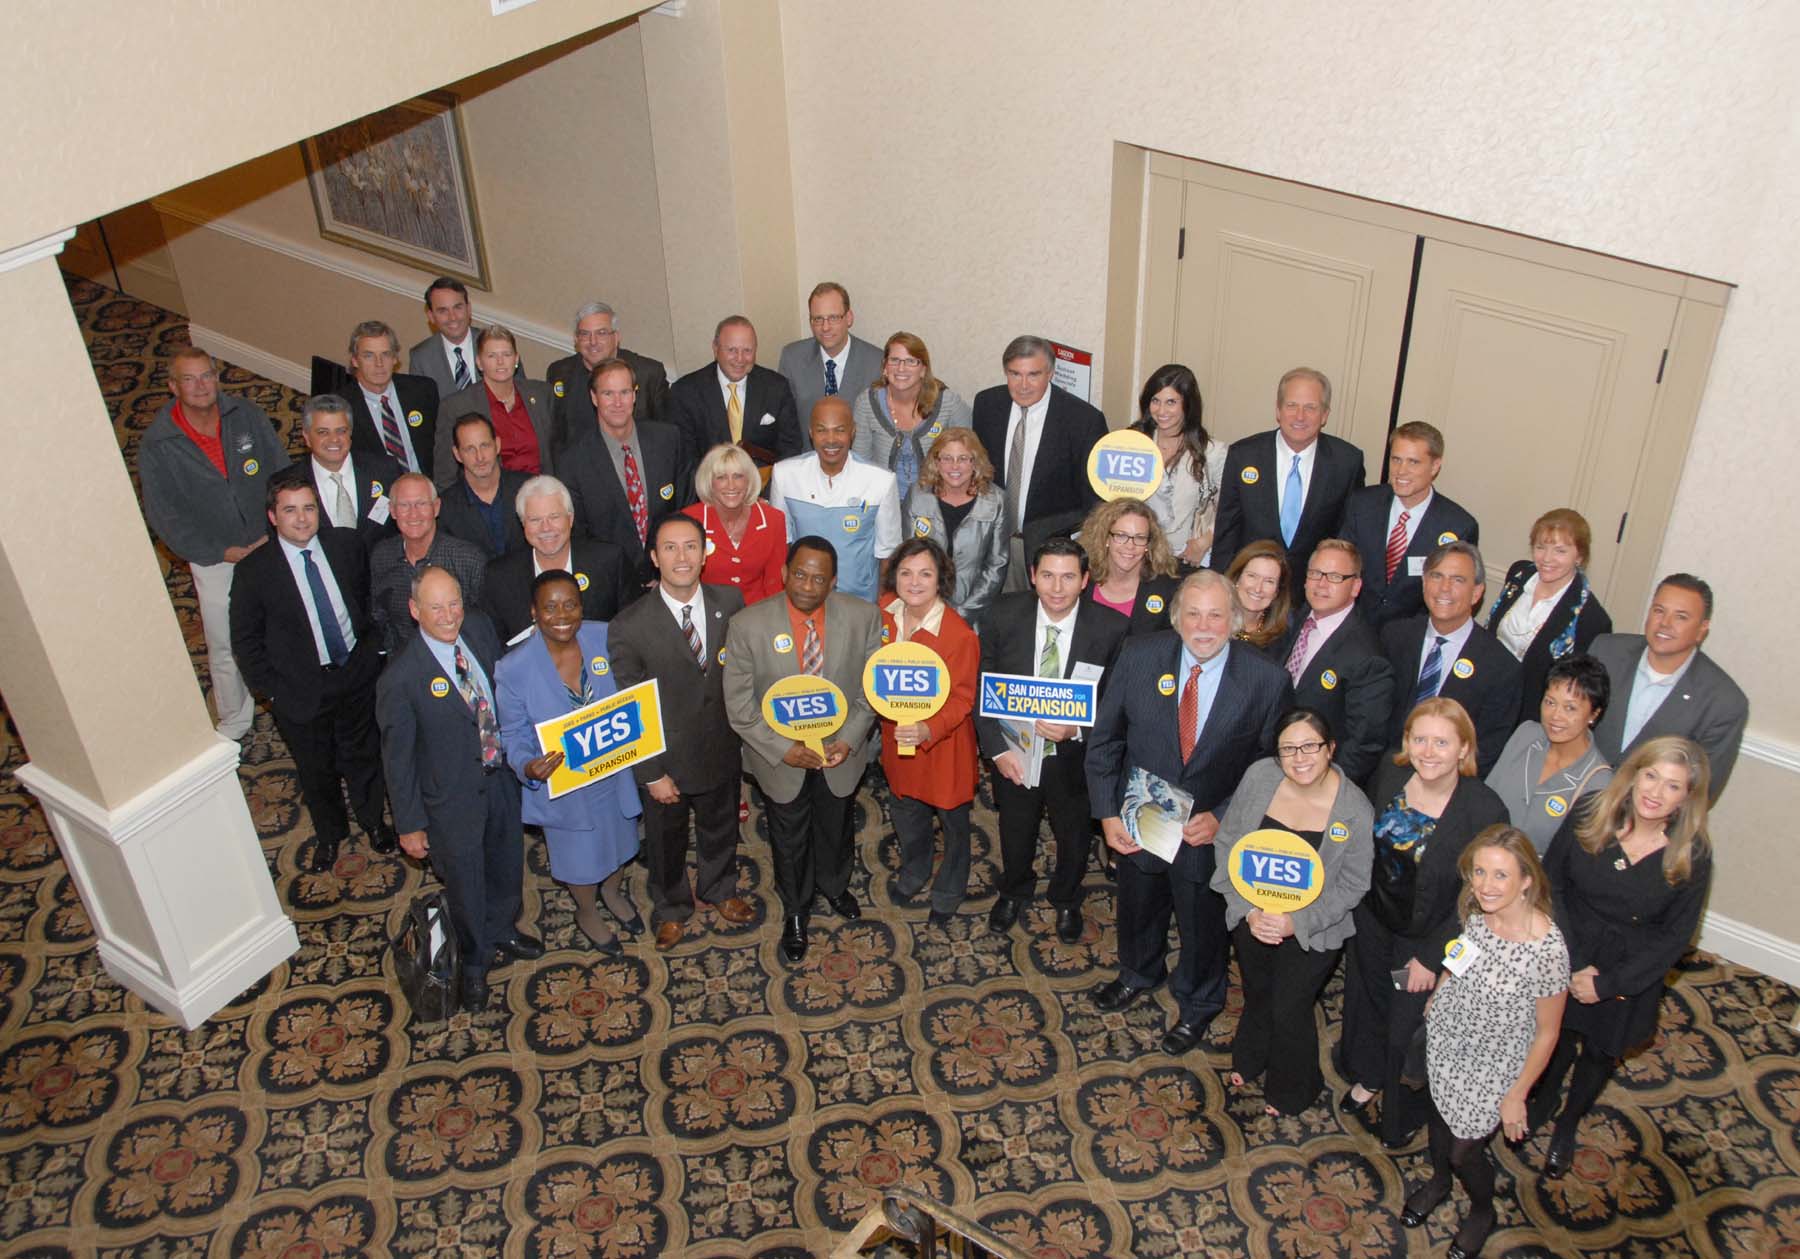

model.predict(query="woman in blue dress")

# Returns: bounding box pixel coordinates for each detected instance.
[497,570,643,952]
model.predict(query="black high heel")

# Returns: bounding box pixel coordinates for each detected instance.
[1399,1178,1450,1229]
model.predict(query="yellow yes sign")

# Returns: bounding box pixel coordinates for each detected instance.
[1086,429,1165,501]
[534,678,666,800]
[1227,827,1325,913]
[862,641,950,758]
[762,674,848,758]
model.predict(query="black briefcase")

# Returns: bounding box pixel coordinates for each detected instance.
[391,889,461,1023]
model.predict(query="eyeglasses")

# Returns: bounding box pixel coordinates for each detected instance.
[810,313,847,326]
[575,328,617,341]
[886,356,921,369]
[1277,740,1328,758]
[1108,531,1150,548]
[172,371,217,385]
[1305,568,1355,585]
[937,453,973,465]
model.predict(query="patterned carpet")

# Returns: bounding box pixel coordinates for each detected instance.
[0,275,1794,1257]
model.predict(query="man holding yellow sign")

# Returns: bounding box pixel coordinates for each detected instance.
[724,536,882,963]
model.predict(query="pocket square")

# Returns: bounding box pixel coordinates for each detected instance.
[758,412,778,426]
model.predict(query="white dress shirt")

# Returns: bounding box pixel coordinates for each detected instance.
[1415,617,1477,696]
[279,535,355,665]
[1385,488,1434,547]
[311,454,360,530]
[1002,393,1052,521]
[361,383,421,473]
[659,584,707,659]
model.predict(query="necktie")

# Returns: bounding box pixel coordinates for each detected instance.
[727,383,743,443]
[379,394,407,464]
[1415,634,1448,706]
[301,548,350,666]
[1039,623,1061,759]
[824,358,839,397]
[1003,406,1028,536]
[1385,509,1410,582]
[1279,452,1303,546]
[1286,613,1317,684]
[1179,663,1202,762]
[622,443,649,544]
[682,603,703,668]
[455,645,501,768]
[801,618,822,676]
[453,346,470,389]
[330,472,354,530]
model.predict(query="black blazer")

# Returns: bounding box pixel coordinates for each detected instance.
[375,611,505,839]
[479,537,636,645]
[1379,617,1522,777]
[228,527,380,722]
[1342,486,1480,628]
[1086,630,1291,884]
[345,373,442,481]
[1079,573,1180,637]
[668,363,801,467]
[561,420,695,577]
[436,469,531,562]
[433,380,557,489]
[545,347,671,454]
[1210,430,1365,579]
[974,591,1130,780]
[1364,758,1509,961]
[306,452,402,551]
[1484,561,1612,719]
[972,385,1108,549]
[607,583,746,794]
[1277,608,1396,783]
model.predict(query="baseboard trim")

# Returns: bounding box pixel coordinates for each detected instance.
[1740,731,1800,775]
[1698,909,1800,988]
[186,323,311,393]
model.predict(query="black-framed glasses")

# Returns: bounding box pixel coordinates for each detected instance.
[1277,740,1328,758]
[1305,568,1354,585]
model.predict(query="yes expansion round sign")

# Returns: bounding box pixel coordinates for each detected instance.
[1086,429,1165,502]
[862,641,950,757]
[1228,828,1325,913]
[763,674,848,758]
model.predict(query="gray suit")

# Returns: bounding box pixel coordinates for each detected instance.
[408,331,527,400]
[778,335,884,431]
[433,381,557,490]
[1588,633,1748,800]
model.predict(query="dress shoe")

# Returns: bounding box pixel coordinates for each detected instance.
[1400,1178,1450,1228]
[493,932,545,962]
[1447,1206,1496,1259]
[368,822,398,854]
[653,921,683,952]
[928,907,955,928]
[711,896,757,926]
[822,890,861,920]
[1055,906,1084,944]
[1339,1087,1376,1116]
[459,974,491,1014]
[987,897,1021,932]
[1091,978,1150,1013]
[612,909,645,939]
[1543,1126,1577,1179]
[1160,1018,1209,1055]
[780,914,808,964]
[307,838,340,874]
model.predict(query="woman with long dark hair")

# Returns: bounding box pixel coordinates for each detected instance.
[1131,363,1226,569]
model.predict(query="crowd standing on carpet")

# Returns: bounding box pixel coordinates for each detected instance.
[138,276,1752,1258]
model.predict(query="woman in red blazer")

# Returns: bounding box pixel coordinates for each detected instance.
[879,537,979,926]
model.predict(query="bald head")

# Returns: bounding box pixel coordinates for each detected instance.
[810,396,855,475]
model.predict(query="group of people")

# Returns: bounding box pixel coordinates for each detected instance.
[137,276,1752,1258]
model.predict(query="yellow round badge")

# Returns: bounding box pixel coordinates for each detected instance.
[773,633,794,654]
[842,515,861,533]
[1146,595,1165,614]
[369,481,384,498]
[762,674,848,756]
[242,458,260,476]
[1319,668,1339,690]
[429,677,451,698]
[1086,429,1165,501]
[1228,828,1326,912]
[716,646,727,666]
[659,484,674,500]
[576,572,590,591]
[1241,466,1260,485]
[1437,531,1458,545]
[590,656,609,675]
[704,537,716,556]
[913,517,932,537]
[1452,658,1475,679]
[1328,821,1351,843]
[1545,794,1569,818]
[553,380,565,398]
[407,410,423,428]
[1157,673,1177,696]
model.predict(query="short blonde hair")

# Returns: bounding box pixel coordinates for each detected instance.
[1079,499,1177,582]
[1393,697,1480,776]
[694,442,761,506]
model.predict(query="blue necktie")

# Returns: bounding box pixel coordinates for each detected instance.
[1279,452,1303,546]
[824,358,839,396]
[302,548,350,666]
[1414,634,1447,706]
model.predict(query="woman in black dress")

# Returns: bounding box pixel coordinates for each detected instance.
[1485,508,1612,720]
[1530,735,1713,1177]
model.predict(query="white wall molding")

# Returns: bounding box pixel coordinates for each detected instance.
[15,739,299,1028]
[0,227,75,274]
[188,323,310,394]
[1740,730,1800,775]
[154,198,571,362]
[1699,910,1800,990]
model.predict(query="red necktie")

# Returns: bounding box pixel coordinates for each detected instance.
[1178,663,1201,762]
[1385,510,1410,581]
[622,443,649,544]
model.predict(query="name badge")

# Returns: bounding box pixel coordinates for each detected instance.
[1442,936,1482,977]
[1406,556,1425,577]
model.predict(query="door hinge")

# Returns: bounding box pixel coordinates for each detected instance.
[1177,227,1185,261]
[1655,349,1668,384]
[1616,512,1629,544]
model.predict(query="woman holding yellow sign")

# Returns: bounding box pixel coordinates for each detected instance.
[497,571,644,954]
[877,538,979,926]
[1211,709,1374,1115]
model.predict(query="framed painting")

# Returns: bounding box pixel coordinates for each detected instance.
[299,91,491,290]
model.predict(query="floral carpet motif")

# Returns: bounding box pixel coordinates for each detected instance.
[0,276,1793,1253]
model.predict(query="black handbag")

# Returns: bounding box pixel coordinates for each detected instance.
[391,888,461,1023]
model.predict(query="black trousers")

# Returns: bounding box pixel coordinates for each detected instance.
[643,779,740,924]
[1231,921,1341,1114]
[1115,851,1230,1025]
[764,769,854,916]
[1339,900,1432,1141]
[992,755,1091,908]
[430,769,523,984]
[273,645,386,848]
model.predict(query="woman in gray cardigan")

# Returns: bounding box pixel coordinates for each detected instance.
[1211,709,1375,1115]
[902,426,1008,627]
[851,331,974,505]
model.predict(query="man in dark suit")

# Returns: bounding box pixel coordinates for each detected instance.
[668,315,802,474]
[1210,366,1366,580]
[300,394,400,552]
[545,300,670,454]
[1088,570,1290,1053]
[481,474,634,645]
[777,282,884,424]
[1278,539,1396,782]
[562,357,694,583]
[723,536,883,964]
[1341,421,1480,628]
[406,276,526,399]
[977,538,1130,943]
[343,319,441,481]
[609,514,754,951]
[434,414,530,562]
[229,467,395,873]
[1380,540,1521,776]
[1589,573,1747,800]
[377,565,542,1014]
[971,335,1109,592]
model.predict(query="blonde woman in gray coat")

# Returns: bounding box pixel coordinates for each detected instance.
[1211,708,1375,1114]
[902,426,1008,627]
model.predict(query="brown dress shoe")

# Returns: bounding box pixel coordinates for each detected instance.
[711,896,757,925]
[654,921,684,951]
